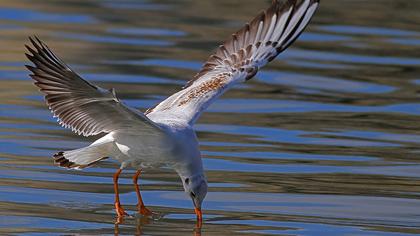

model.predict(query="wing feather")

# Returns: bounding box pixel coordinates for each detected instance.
[146,0,319,124]
[26,36,162,136]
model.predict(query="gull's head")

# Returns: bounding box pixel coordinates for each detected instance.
[181,173,208,220]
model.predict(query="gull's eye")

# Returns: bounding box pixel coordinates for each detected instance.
[190,192,196,198]
[184,178,190,184]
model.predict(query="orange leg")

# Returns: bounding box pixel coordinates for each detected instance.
[133,170,153,215]
[114,168,128,220]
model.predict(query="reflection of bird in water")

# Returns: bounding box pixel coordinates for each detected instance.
[113,215,202,236]
[25,0,319,226]
[114,215,151,236]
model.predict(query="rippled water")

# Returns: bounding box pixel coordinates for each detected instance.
[1,0,420,235]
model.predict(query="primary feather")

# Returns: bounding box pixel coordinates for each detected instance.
[146,0,319,124]
[25,36,162,136]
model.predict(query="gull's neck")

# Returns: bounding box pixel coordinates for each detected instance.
[175,154,204,178]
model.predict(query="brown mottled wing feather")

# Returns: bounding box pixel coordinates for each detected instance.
[188,0,319,87]
[25,36,162,136]
[147,0,319,124]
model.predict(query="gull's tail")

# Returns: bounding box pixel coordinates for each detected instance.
[53,142,115,169]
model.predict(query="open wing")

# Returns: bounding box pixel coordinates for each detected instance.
[25,36,162,136]
[145,0,319,124]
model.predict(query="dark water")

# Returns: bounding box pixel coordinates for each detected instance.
[1,0,420,235]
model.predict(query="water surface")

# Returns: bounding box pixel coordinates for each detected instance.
[1,0,420,235]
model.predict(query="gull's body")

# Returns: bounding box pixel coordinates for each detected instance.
[25,0,319,224]
[98,122,202,175]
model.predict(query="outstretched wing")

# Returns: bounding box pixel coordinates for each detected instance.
[25,36,162,136]
[145,0,319,124]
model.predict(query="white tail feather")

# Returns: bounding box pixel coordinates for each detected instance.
[53,142,116,169]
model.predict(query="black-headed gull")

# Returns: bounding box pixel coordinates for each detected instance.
[25,0,319,224]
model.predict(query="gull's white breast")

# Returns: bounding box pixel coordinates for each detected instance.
[109,120,200,170]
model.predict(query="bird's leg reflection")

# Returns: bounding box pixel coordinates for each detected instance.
[135,215,151,235]
[114,221,121,236]
[114,209,201,236]
[115,215,125,225]
[193,218,202,236]
[114,214,151,236]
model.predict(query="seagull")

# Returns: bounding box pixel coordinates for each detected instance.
[25,0,319,224]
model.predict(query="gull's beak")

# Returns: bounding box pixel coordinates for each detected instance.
[194,207,202,221]
[191,195,202,221]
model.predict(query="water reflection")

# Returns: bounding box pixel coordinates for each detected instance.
[1,0,420,235]
[114,215,202,236]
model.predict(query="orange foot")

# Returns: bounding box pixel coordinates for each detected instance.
[115,202,129,218]
[137,204,153,216]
